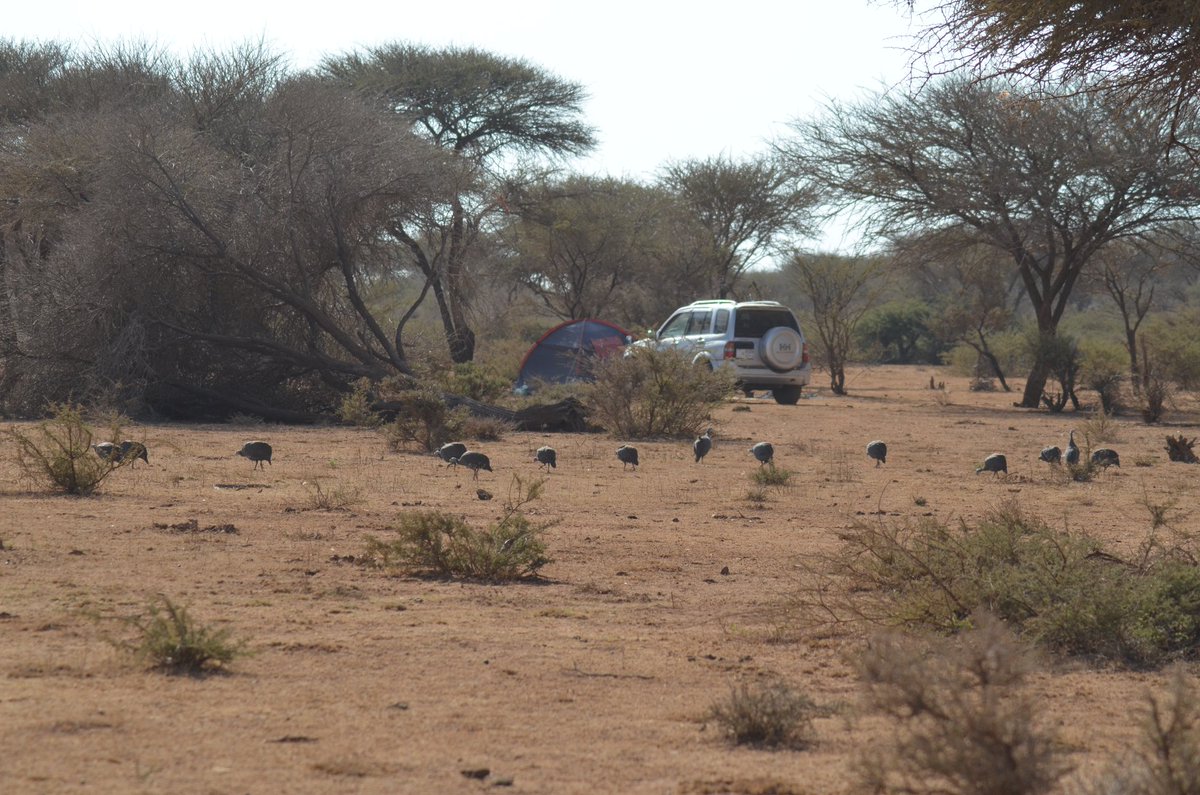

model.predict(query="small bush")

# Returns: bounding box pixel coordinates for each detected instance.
[586,347,734,439]
[858,616,1067,795]
[7,403,128,495]
[338,379,383,427]
[362,476,553,581]
[1082,410,1122,447]
[460,414,512,442]
[706,679,818,749]
[1081,669,1200,795]
[121,595,247,675]
[437,361,511,404]
[379,388,467,452]
[752,466,793,487]
[304,480,365,511]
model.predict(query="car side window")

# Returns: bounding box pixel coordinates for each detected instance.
[687,310,712,335]
[713,309,730,335]
[659,312,690,338]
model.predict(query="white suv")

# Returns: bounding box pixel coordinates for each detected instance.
[636,299,811,404]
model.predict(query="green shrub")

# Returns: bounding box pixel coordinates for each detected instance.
[437,361,511,404]
[822,502,1200,666]
[706,679,818,749]
[379,388,467,453]
[1080,339,1127,414]
[7,403,129,495]
[122,595,247,675]
[337,378,383,427]
[363,476,552,581]
[585,346,734,439]
[752,466,793,487]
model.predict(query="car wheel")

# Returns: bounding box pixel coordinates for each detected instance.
[760,327,804,372]
[773,385,802,405]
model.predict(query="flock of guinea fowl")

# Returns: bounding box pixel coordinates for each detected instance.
[92,425,1120,481]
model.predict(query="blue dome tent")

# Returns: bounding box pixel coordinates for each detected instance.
[515,319,632,391]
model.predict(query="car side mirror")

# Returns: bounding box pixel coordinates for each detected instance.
[647,328,656,339]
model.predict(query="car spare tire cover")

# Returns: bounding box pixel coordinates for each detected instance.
[760,326,804,372]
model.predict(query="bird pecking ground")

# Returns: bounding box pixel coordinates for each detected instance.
[1,364,1198,794]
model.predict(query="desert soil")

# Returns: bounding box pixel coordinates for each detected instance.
[2,364,1198,794]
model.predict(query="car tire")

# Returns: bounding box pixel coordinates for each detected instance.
[773,385,802,405]
[760,327,804,372]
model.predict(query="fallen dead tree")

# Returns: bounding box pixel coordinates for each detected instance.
[373,394,591,433]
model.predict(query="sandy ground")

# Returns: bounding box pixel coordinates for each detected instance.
[2,364,1198,794]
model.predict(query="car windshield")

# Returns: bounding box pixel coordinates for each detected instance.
[734,309,799,337]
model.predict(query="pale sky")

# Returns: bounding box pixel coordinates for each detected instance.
[7,0,922,180]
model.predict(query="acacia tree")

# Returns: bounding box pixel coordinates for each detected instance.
[321,45,595,362]
[905,1,1200,143]
[791,253,885,395]
[659,154,814,299]
[502,176,672,322]
[780,77,1200,408]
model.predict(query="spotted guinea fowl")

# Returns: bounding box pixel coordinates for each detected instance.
[866,440,887,467]
[451,451,492,480]
[120,440,149,467]
[93,441,120,463]
[1091,448,1121,469]
[535,446,557,470]
[693,428,713,463]
[1039,445,1062,465]
[750,442,774,467]
[1064,430,1080,466]
[616,445,639,470]
[236,440,273,470]
[436,442,468,465]
[976,453,1008,476]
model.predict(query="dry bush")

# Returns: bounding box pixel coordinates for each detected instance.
[1080,669,1200,795]
[858,616,1068,795]
[118,595,248,675]
[585,347,734,439]
[7,403,131,495]
[706,678,819,750]
[362,476,552,581]
[304,480,365,511]
[460,414,512,442]
[1082,410,1122,447]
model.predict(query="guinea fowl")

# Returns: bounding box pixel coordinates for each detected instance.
[535,446,557,470]
[236,441,273,470]
[1065,430,1080,466]
[616,445,639,470]
[693,428,713,463]
[976,453,1008,476]
[451,451,492,480]
[436,442,468,465]
[866,440,887,467]
[1091,448,1121,469]
[1039,445,1062,465]
[750,442,774,467]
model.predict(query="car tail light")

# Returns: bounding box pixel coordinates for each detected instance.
[801,342,810,365]
[723,341,735,360]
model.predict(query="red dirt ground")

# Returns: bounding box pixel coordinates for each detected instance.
[2,365,1198,794]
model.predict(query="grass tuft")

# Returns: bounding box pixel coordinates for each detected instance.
[707,679,819,749]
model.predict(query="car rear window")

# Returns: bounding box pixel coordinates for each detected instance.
[734,309,800,338]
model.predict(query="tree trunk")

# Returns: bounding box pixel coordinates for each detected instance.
[1019,357,1050,408]
[1126,327,1141,396]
